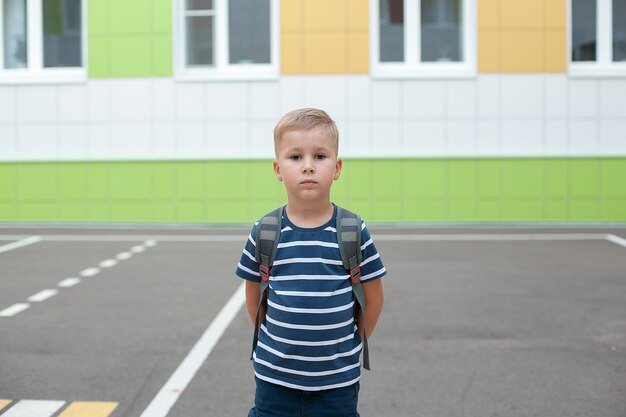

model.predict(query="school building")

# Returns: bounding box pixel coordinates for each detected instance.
[0,0,625,224]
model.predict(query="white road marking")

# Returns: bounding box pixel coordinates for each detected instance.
[116,252,132,260]
[139,282,246,417]
[131,245,145,253]
[0,236,41,254]
[80,268,100,277]
[27,289,58,303]
[58,277,81,288]
[606,234,626,248]
[145,239,157,247]
[0,303,30,317]
[99,259,118,268]
[0,399,66,417]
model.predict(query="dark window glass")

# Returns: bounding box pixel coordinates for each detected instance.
[421,0,462,62]
[614,0,626,61]
[229,0,270,64]
[572,0,597,61]
[186,15,214,66]
[43,0,82,68]
[3,0,27,69]
[379,0,404,62]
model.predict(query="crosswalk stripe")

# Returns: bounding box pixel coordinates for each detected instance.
[0,400,65,417]
[56,401,119,417]
[0,399,12,412]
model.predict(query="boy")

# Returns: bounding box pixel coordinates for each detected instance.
[236,108,386,417]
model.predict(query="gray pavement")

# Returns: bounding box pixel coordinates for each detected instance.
[1,226,625,417]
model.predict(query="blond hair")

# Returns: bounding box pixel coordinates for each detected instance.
[273,108,339,156]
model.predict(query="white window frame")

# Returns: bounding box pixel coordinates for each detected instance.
[370,0,476,79]
[0,0,86,84]
[174,0,279,81]
[569,0,626,77]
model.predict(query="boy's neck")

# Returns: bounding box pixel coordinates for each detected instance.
[285,200,334,228]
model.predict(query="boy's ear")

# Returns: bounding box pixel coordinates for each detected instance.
[273,160,283,181]
[334,159,343,180]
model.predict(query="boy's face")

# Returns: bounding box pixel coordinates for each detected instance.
[273,127,342,205]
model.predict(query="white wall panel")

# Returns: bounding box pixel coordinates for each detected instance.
[17,86,56,122]
[0,125,17,160]
[176,83,205,121]
[110,80,152,122]
[175,122,205,158]
[206,83,248,119]
[477,120,499,156]
[569,120,598,155]
[501,75,544,118]
[109,123,152,159]
[402,120,446,156]
[402,81,445,119]
[250,82,280,120]
[58,86,87,122]
[303,76,347,120]
[58,124,88,159]
[600,80,626,118]
[501,120,544,155]
[152,79,176,121]
[371,81,400,118]
[18,124,57,159]
[87,81,110,122]
[600,120,626,153]
[545,75,568,118]
[446,80,476,118]
[346,76,371,119]
[0,87,16,123]
[2,75,626,162]
[569,80,598,118]
[448,120,477,155]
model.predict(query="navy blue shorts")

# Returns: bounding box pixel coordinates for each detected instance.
[248,378,361,417]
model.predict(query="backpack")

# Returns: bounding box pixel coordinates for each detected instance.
[250,205,372,370]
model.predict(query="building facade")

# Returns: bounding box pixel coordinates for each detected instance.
[0,0,625,223]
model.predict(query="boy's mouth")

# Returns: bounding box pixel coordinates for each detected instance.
[301,179,317,184]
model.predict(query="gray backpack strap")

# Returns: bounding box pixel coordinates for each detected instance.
[250,206,284,360]
[336,206,371,370]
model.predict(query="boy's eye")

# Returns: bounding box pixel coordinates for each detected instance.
[290,155,302,160]
[314,154,326,160]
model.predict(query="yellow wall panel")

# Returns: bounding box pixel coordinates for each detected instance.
[546,0,567,29]
[501,32,545,72]
[281,32,303,74]
[546,30,567,72]
[347,0,369,30]
[478,31,500,72]
[478,0,500,29]
[281,0,303,31]
[347,31,369,73]
[501,0,544,29]
[303,33,346,74]
[304,0,346,31]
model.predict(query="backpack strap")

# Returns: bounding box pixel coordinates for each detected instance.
[250,206,284,360]
[336,206,371,370]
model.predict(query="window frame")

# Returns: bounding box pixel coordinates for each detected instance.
[173,0,279,81]
[569,0,626,77]
[0,0,86,84]
[370,0,476,79]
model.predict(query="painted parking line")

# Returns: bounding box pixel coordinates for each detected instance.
[27,289,58,303]
[0,400,65,417]
[0,236,41,254]
[0,401,118,417]
[139,282,246,417]
[0,303,30,317]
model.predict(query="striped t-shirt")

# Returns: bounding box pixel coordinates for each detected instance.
[235,205,386,391]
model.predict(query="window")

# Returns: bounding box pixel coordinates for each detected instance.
[0,0,85,83]
[175,0,279,80]
[371,0,476,78]
[570,0,626,76]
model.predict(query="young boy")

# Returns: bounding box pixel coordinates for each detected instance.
[236,108,386,417]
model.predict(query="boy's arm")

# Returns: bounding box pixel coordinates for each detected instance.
[358,278,384,339]
[245,280,265,328]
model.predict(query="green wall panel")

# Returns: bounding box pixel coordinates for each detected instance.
[1,158,625,224]
[88,0,172,77]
